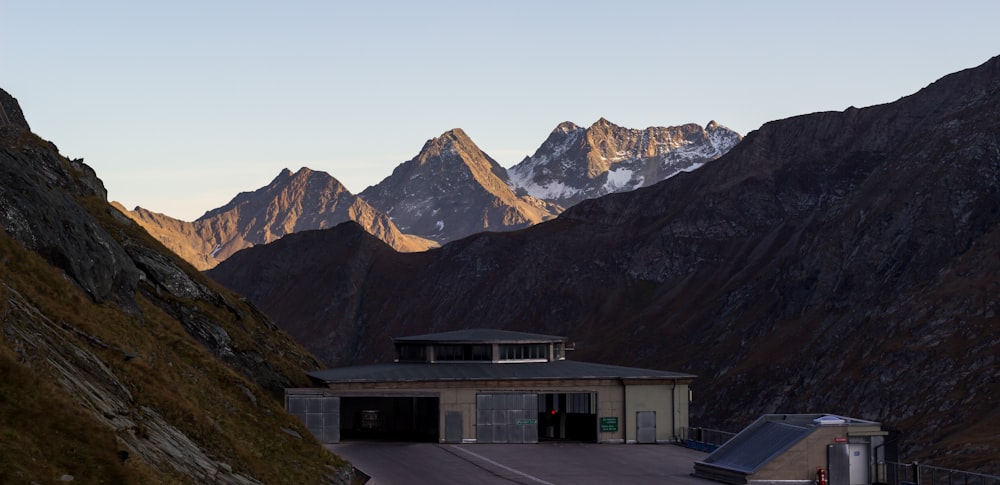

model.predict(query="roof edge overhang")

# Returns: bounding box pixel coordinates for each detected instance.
[306,360,697,385]
[392,328,568,345]
[312,375,689,385]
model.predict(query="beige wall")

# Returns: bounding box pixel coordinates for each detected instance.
[623,382,690,443]
[754,426,847,481]
[318,377,691,444]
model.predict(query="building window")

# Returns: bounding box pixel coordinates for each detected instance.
[499,343,547,361]
[397,344,428,362]
[434,344,491,362]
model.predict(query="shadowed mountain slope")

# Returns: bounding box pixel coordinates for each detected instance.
[209,55,1000,472]
[0,88,351,483]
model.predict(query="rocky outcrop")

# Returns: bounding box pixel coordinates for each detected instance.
[0,87,350,483]
[119,167,436,270]
[508,118,741,206]
[0,89,30,130]
[359,129,562,243]
[0,124,141,308]
[209,56,1000,472]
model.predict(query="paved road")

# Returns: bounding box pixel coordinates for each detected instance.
[326,441,718,485]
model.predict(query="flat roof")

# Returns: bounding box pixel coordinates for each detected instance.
[393,328,567,344]
[309,360,696,384]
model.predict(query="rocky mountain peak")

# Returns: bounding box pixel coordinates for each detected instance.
[412,128,490,168]
[508,117,742,206]
[360,129,560,242]
[0,87,31,131]
[272,166,315,183]
[440,127,471,142]
[553,121,581,134]
[591,117,615,128]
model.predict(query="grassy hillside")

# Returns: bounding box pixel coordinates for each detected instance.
[0,116,353,484]
[0,224,348,483]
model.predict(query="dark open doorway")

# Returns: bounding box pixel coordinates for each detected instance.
[537,392,597,442]
[340,396,439,442]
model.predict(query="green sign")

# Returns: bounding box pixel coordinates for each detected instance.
[600,417,619,432]
[516,419,537,425]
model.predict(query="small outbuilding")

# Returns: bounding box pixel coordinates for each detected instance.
[285,329,696,445]
[693,413,894,485]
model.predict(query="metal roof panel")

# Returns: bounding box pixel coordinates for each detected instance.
[308,360,696,383]
[699,421,813,473]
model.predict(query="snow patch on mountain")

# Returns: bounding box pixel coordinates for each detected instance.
[508,172,582,201]
[603,167,640,193]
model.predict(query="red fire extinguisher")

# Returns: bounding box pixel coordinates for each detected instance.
[816,467,828,485]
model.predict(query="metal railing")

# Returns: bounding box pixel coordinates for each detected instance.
[681,426,736,452]
[878,461,1000,485]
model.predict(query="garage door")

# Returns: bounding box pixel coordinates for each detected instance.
[286,394,340,444]
[476,393,538,443]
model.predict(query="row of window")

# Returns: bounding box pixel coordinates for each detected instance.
[434,344,492,361]
[499,344,547,361]
[396,343,557,362]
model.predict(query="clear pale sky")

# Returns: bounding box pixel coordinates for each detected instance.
[2,1,998,221]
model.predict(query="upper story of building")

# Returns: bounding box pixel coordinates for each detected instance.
[393,328,568,364]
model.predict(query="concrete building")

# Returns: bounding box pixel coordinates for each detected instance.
[693,414,894,485]
[286,329,695,445]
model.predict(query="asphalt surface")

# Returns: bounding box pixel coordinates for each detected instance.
[326,441,718,485]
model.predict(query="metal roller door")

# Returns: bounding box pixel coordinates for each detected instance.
[287,394,340,444]
[476,393,538,443]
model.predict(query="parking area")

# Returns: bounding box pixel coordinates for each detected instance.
[326,441,718,485]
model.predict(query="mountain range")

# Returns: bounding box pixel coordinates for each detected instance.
[208,56,1000,472]
[114,167,437,270]
[0,89,350,483]
[121,119,739,269]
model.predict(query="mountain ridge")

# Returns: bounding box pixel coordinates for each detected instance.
[508,118,741,206]
[119,166,437,269]
[124,118,739,269]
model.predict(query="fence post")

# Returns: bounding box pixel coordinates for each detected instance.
[912,461,919,485]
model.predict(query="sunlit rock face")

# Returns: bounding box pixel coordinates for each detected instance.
[360,128,562,243]
[120,167,437,270]
[508,118,741,207]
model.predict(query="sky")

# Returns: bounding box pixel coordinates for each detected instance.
[2,1,998,221]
